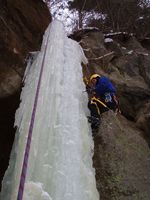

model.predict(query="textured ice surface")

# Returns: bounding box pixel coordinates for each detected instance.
[0,21,99,200]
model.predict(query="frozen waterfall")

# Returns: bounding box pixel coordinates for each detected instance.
[0,21,99,200]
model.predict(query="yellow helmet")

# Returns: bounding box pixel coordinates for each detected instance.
[90,74,100,82]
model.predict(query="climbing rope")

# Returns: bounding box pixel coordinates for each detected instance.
[17,28,50,200]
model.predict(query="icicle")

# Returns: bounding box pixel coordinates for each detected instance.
[0,20,99,200]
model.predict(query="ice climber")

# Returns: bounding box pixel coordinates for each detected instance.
[87,74,119,131]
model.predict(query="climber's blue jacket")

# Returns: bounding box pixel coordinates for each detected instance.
[95,76,116,98]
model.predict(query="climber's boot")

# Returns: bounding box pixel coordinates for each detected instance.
[87,116,101,131]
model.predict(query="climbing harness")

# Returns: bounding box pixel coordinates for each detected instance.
[90,99,101,115]
[92,96,108,109]
[104,93,112,103]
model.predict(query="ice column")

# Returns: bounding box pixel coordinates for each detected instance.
[0,21,100,200]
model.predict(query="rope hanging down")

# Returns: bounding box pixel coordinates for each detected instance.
[17,29,50,200]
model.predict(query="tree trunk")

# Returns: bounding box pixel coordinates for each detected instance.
[78,10,83,29]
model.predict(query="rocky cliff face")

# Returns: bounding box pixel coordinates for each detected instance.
[0,0,51,189]
[0,0,51,97]
[71,29,150,199]
[72,29,150,143]
[94,112,150,200]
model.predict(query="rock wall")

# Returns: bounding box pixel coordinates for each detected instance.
[71,29,150,199]
[0,0,51,97]
[75,30,150,143]
[93,112,150,200]
[0,0,51,190]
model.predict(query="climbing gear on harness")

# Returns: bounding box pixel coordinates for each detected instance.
[104,93,112,103]
[90,74,100,82]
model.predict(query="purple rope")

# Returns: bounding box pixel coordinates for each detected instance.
[17,31,50,200]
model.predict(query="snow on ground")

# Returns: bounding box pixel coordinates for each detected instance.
[104,38,113,43]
